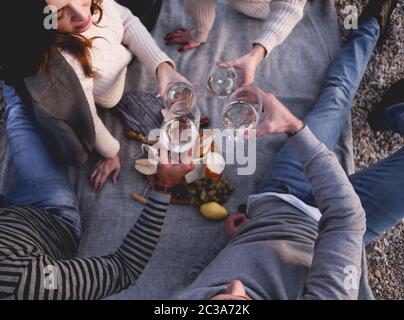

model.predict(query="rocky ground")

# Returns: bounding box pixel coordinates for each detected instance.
[0,0,403,299]
[335,0,404,299]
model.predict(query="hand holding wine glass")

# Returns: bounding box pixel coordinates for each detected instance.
[156,62,191,97]
[254,87,304,137]
[222,44,267,87]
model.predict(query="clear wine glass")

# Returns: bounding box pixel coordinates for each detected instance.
[163,82,196,115]
[222,86,262,140]
[160,105,201,154]
[206,62,240,98]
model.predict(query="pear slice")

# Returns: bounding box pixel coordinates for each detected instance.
[134,158,157,176]
[142,144,159,165]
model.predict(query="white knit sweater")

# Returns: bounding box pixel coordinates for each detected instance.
[61,0,174,159]
[186,0,307,56]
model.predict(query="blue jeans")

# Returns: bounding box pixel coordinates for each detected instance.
[259,18,404,245]
[2,82,82,237]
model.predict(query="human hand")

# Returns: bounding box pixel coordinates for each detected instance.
[225,213,250,236]
[165,28,202,52]
[153,148,195,189]
[88,155,121,193]
[222,44,267,86]
[156,62,191,97]
[253,87,304,137]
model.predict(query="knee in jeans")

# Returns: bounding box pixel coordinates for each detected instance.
[323,77,352,98]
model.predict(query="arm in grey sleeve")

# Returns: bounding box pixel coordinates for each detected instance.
[290,126,366,300]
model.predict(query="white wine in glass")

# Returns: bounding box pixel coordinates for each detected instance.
[163,82,196,114]
[222,100,259,131]
[206,63,239,98]
[222,86,262,139]
[160,116,199,154]
[160,104,201,154]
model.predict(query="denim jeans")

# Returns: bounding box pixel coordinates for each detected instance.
[2,82,82,237]
[259,18,404,245]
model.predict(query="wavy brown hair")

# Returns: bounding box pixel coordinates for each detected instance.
[42,0,104,78]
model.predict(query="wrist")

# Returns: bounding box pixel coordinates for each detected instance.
[106,154,119,161]
[286,119,304,137]
[156,62,173,77]
[250,44,266,63]
[151,176,172,193]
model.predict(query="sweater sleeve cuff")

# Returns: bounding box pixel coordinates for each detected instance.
[100,141,120,159]
[150,56,177,78]
[191,29,209,43]
[289,125,323,164]
[253,34,279,59]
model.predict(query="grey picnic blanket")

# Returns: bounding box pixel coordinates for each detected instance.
[0,0,353,299]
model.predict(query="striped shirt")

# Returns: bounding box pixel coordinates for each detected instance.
[0,190,170,300]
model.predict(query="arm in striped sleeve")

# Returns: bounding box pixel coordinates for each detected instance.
[13,190,170,300]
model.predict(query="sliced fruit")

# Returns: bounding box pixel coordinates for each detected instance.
[142,144,159,165]
[161,109,168,118]
[134,158,157,176]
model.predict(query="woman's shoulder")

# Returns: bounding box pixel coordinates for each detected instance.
[83,0,124,38]
[99,0,122,20]
[60,51,83,70]
[59,51,94,87]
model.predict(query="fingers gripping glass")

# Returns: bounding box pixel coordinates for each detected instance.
[205,63,241,98]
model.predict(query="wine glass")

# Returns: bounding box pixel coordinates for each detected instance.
[222,86,262,140]
[160,105,201,154]
[163,82,196,115]
[206,62,240,98]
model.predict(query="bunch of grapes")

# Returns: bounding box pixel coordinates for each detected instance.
[187,178,235,207]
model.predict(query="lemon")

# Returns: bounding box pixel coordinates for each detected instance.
[200,202,229,220]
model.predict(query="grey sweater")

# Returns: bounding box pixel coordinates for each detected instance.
[174,126,374,300]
